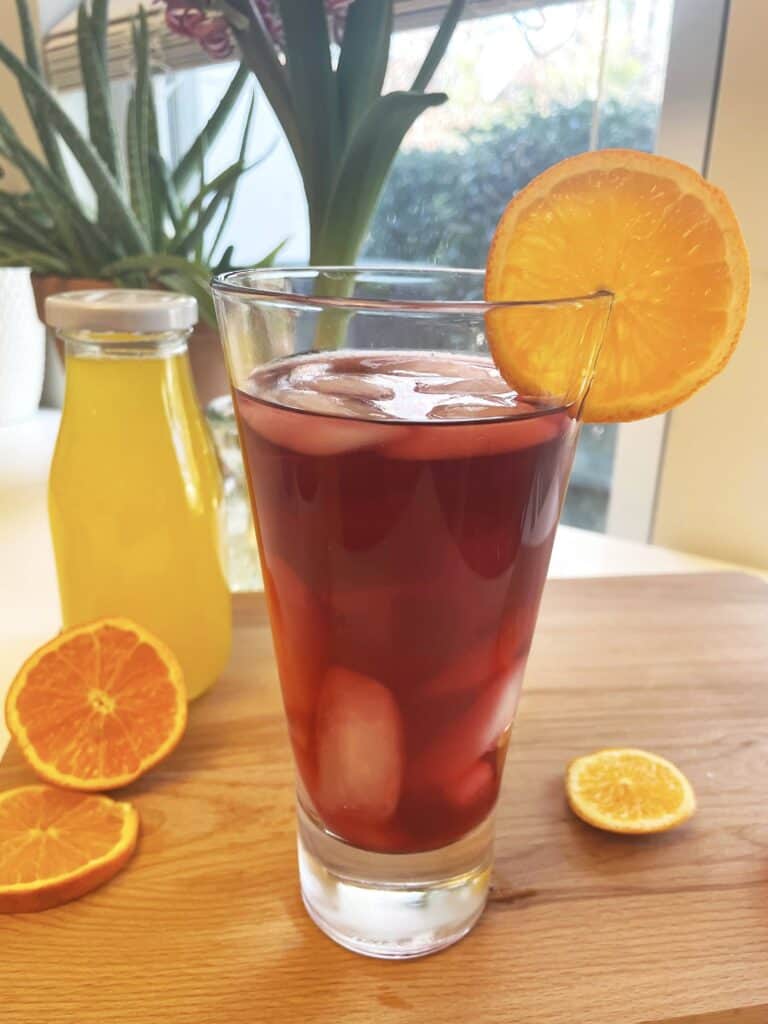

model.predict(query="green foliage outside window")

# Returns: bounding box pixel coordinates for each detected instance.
[365,99,656,268]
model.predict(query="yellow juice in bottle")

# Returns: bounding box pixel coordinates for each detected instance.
[47,294,231,700]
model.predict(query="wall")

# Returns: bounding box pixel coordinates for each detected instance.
[653,0,768,568]
[1,2,42,189]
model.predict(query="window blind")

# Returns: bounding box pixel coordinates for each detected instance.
[44,0,576,91]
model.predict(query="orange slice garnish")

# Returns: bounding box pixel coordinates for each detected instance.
[566,748,696,834]
[485,148,750,421]
[5,618,187,791]
[0,784,138,913]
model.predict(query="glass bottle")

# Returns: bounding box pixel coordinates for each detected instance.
[46,290,231,700]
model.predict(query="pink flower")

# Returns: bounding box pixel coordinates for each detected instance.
[249,0,285,48]
[250,0,355,48]
[325,0,355,43]
[161,0,356,60]
[162,1,235,59]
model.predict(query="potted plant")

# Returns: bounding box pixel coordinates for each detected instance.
[160,0,466,265]
[0,0,276,402]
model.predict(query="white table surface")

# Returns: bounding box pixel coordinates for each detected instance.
[0,410,747,759]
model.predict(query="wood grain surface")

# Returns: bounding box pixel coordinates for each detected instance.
[2,573,768,1024]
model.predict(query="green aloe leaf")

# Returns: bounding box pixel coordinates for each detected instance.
[13,0,71,190]
[147,100,168,250]
[194,144,206,261]
[150,151,182,236]
[0,189,47,224]
[254,237,287,267]
[211,236,286,276]
[337,0,392,140]
[0,110,114,272]
[158,271,217,326]
[213,243,235,275]
[412,0,466,92]
[91,0,109,61]
[131,10,157,242]
[276,0,339,238]
[174,161,245,243]
[0,248,70,273]
[173,174,241,258]
[103,251,211,279]
[206,93,255,264]
[103,253,217,326]
[315,90,447,263]
[0,37,149,253]
[14,0,43,79]
[0,196,64,253]
[172,63,251,192]
[126,93,151,231]
[78,4,121,182]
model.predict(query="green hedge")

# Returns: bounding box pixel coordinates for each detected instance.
[364,99,656,267]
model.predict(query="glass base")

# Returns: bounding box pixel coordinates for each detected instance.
[297,803,493,959]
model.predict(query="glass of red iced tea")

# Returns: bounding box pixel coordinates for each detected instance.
[213,268,610,959]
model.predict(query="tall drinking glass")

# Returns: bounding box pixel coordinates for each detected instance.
[213,268,610,959]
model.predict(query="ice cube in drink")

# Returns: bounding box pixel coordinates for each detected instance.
[234,351,577,853]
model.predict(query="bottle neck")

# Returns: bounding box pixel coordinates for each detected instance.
[61,328,190,360]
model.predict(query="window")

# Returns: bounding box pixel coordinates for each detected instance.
[51,0,675,535]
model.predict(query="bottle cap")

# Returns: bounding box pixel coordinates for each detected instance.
[44,289,199,333]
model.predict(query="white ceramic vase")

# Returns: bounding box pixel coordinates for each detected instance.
[0,267,46,425]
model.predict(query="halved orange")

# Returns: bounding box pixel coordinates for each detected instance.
[5,618,187,791]
[485,148,750,421]
[0,784,138,913]
[566,748,696,834]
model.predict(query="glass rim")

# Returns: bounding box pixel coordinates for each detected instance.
[212,266,613,314]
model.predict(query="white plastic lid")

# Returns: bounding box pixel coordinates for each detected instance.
[44,289,198,333]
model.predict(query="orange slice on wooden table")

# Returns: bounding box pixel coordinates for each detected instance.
[0,784,138,913]
[485,148,750,421]
[5,618,187,791]
[566,748,696,834]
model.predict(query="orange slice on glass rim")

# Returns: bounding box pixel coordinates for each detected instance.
[5,618,187,791]
[566,748,696,834]
[0,784,138,913]
[485,148,750,421]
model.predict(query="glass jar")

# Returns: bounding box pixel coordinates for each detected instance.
[213,267,610,957]
[204,394,262,592]
[45,290,231,700]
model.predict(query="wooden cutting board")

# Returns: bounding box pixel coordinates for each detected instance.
[2,573,768,1024]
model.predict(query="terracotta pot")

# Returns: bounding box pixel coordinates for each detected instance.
[31,274,229,407]
[186,319,230,407]
[31,273,108,323]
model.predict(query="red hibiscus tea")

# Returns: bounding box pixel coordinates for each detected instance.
[234,351,577,854]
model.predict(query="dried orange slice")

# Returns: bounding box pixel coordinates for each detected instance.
[566,748,696,834]
[485,149,750,421]
[5,618,187,791]
[0,785,138,913]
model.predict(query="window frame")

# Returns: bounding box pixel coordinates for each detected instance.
[604,0,730,542]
